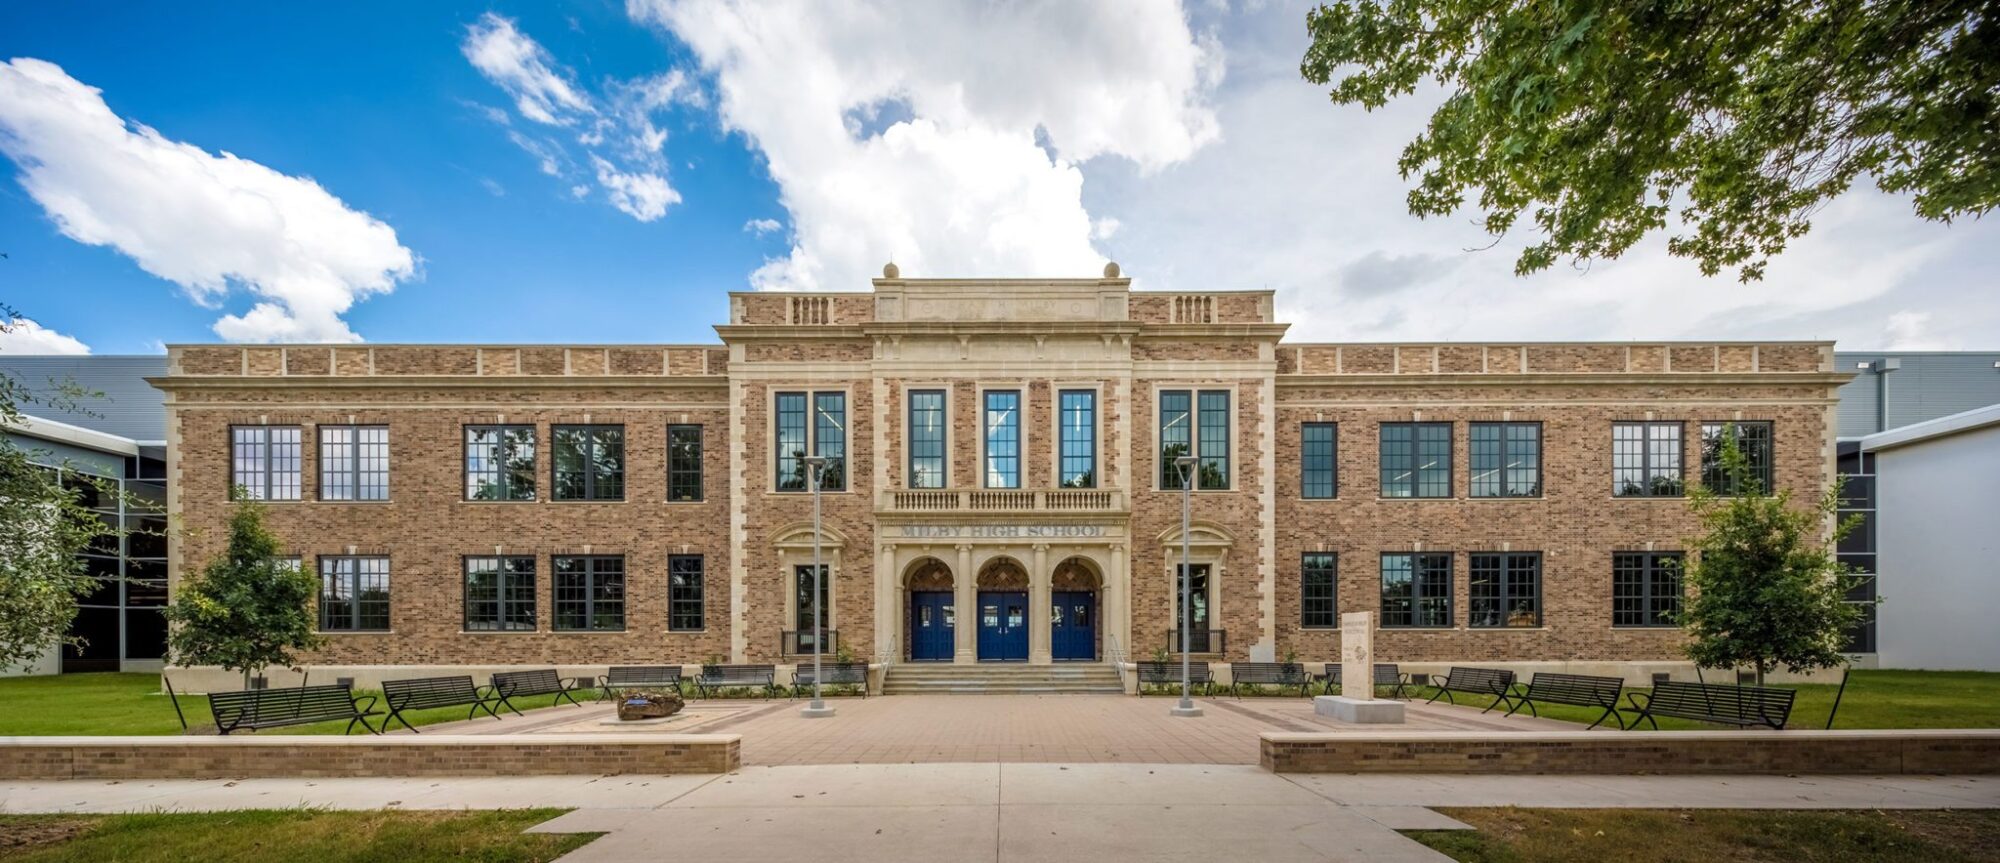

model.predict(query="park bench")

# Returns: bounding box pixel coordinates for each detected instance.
[1136,660,1213,696]
[208,683,381,736]
[490,668,589,716]
[597,665,686,701]
[791,661,870,697]
[1619,680,1796,730]
[1319,663,1412,699]
[1424,666,1519,712]
[1228,662,1312,697]
[696,664,780,698]
[1501,672,1625,729]
[380,675,503,733]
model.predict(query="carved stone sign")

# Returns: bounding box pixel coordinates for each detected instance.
[1340,611,1372,699]
[894,525,1110,539]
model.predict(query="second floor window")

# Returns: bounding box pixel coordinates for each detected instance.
[319,555,389,631]
[1613,422,1684,497]
[1301,552,1337,628]
[1380,422,1451,498]
[553,555,625,631]
[1381,552,1452,627]
[465,425,535,501]
[319,425,388,501]
[553,425,624,501]
[1613,552,1683,627]
[984,390,1021,488]
[1469,552,1541,627]
[1470,422,1541,497]
[1301,422,1337,499]
[1701,421,1775,495]
[1159,390,1230,490]
[464,556,535,632]
[1059,390,1096,488]
[908,390,947,489]
[776,392,846,491]
[668,425,703,502]
[231,425,301,501]
[669,554,704,631]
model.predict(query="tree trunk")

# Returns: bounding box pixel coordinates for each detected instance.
[1754,663,1766,687]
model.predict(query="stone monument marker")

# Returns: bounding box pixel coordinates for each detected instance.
[1314,610,1405,723]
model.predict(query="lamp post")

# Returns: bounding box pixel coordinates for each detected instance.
[801,455,834,718]
[1170,454,1202,718]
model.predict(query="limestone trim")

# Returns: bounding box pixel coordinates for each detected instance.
[1275,373,1854,387]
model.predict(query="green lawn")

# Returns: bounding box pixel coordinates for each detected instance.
[1408,807,2000,862]
[0,809,594,862]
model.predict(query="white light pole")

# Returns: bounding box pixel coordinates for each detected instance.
[801,455,834,718]
[1170,454,1202,718]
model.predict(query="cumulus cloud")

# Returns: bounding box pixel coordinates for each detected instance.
[0,57,414,343]
[591,155,679,221]
[743,217,782,235]
[627,0,1223,290]
[0,317,90,354]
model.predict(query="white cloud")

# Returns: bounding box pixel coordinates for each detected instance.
[1092,216,1122,240]
[591,155,679,221]
[628,0,1222,290]
[744,217,782,235]
[1883,311,1948,350]
[461,13,593,126]
[0,57,414,343]
[0,317,90,354]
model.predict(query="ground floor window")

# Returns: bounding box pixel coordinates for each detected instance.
[794,564,831,651]
[464,556,535,631]
[1301,553,1337,628]
[669,554,704,631]
[1613,552,1682,626]
[319,556,390,632]
[1469,552,1541,627]
[553,555,625,631]
[1381,553,1451,627]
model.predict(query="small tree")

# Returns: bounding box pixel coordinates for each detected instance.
[165,499,322,689]
[1678,428,1863,685]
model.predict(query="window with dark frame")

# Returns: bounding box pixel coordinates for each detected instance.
[1380,422,1451,498]
[908,389,947,489]
[776,391,846,492]
[231,426,301,500]
[1470,422,1541,497]
[668,554,704,631]
[815,392,847,490]
[1469,552,1541,627]
[553,555,625,631]
[1175,563,1211,632]
[464,556,535,632]
[795,564,831,651]
[1301,422,1337,499]
[1159,389,1230,490]
[1380,552,1452,627]
[668,425,703,502]
[1059,390,1096,488]
[1301,553,1337,628]
[1701,421,1775,495]
[1613,552,1684,626]
[552,425,624,501]
[1612,422,1685,497]
[319,425,388,501]
[319,556,390,631]
[465,425,536,501]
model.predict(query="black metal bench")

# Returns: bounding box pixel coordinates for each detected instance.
[1503,672,1625,729]
[597,665,686,701]
[1136,660,1213,696]
[490,668,589,716]
[791,661,869,697]
[697,664,779,698]
[207,683,381,735]
[380,675,502,733]
[1228,662,1312,697]
[1620,680,1796,730]
[1424,666,1519,712]
[1319,663,1412,699]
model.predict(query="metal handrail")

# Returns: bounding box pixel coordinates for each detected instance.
[1105,633,1127,689]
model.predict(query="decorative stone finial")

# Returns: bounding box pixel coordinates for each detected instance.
[883,261,900,279]
[1103,261,1121,278]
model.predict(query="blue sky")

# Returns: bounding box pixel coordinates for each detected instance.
[2,1,1995,354]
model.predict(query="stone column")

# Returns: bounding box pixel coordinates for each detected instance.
[878,544,898,663]
[1107,545,1127,665]
[1030,543,1052,664]
[954,543,976,664]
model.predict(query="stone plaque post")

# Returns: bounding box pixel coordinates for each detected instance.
[1315,610,1405,723]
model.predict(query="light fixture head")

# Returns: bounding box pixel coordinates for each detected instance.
[804,455,827,467]
[1174,455,1196,467]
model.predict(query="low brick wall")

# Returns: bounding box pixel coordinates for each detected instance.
[0,733,740,780]
[1260,730,2000,775]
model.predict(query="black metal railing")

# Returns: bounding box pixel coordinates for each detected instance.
[781,629,840,656]
[1166,629,1226,655]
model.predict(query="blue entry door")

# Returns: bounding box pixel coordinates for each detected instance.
[909,591,955,661]
[977,591,1029,661]
[1051,591,1097,661]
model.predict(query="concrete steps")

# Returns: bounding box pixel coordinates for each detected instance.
[881,663,1124,695]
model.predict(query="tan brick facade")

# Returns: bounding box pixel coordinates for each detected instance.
[154,272,1847,682]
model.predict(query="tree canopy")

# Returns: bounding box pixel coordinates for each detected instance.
[1301,0,1998,280]
[165,500,322,687]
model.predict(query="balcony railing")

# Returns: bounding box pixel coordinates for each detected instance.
[781,629,839,656]
[879,487,1126,513]
[1166,629,1227,655]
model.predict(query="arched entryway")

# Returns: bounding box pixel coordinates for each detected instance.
[1051,557,1103,661]
[904,557,955,662]
[975,557,1030,662]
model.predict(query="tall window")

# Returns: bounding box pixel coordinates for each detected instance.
[1613,422,1684,497]
[795,564,831,651]
[1470,422,1541,497]
[1174,563,1211,634]
[1381,553,1452,627]
[553,555,625,631]
[1059,390,1096,488]
[908,389,946,489]
[668,554,704,631]
[776,391,846,491]
[1301,422,1337,499]
[1380,423,1451,498]
[1701,421,1775,495]
[668,425,703,502]
[464,556,535,632]
[319,556,389,632]
[1613,552,1683,626]
[981,390,1022,488]
[319,425,389,501]
[1159,389,1230,490]
[553,425,624,501]
[1301,553,1337,628]
[815,393,846,490]
[465,425,535,501]
[1469,552,1541,627]
[231,426,301,500]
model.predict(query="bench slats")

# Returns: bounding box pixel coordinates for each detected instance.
[490,669,588,715]
[1229,662,1311,697]
[1424,666,1520,713]
[792,661,869,698]
[1624,680,1795,730]
[207,684,379,735]
[698,664,779,698]
[1505,672,1625,729]
[1319,664,1410,699]
[1135,661,1214,696]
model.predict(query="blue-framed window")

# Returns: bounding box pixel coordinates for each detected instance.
[908,390,946,489]
[1059,390,1096,488]
[984,390,1021,488]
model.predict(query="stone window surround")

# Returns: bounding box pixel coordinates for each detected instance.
[1151,381,1239,493]
[903,383,950,490]
[1157,523,1232,652]
[1049,382,1103,490]
[774,523,846,639]
[975,382,1026,490]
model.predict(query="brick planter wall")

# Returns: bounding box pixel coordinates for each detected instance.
[1259,730,2000,774]
[0,733,740,780]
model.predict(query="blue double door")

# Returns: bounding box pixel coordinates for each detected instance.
[909,591,955,662]
[1051,590,1097,661]
[912,589,1097,662]
[977,591,1029,662]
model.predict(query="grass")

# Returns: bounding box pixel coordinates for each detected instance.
[0,809,594,862]
[1407,808,2000,862]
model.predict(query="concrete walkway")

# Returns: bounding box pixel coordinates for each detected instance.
[3,766,1992,862]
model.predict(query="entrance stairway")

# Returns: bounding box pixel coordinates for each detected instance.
[881,663,1124,695]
